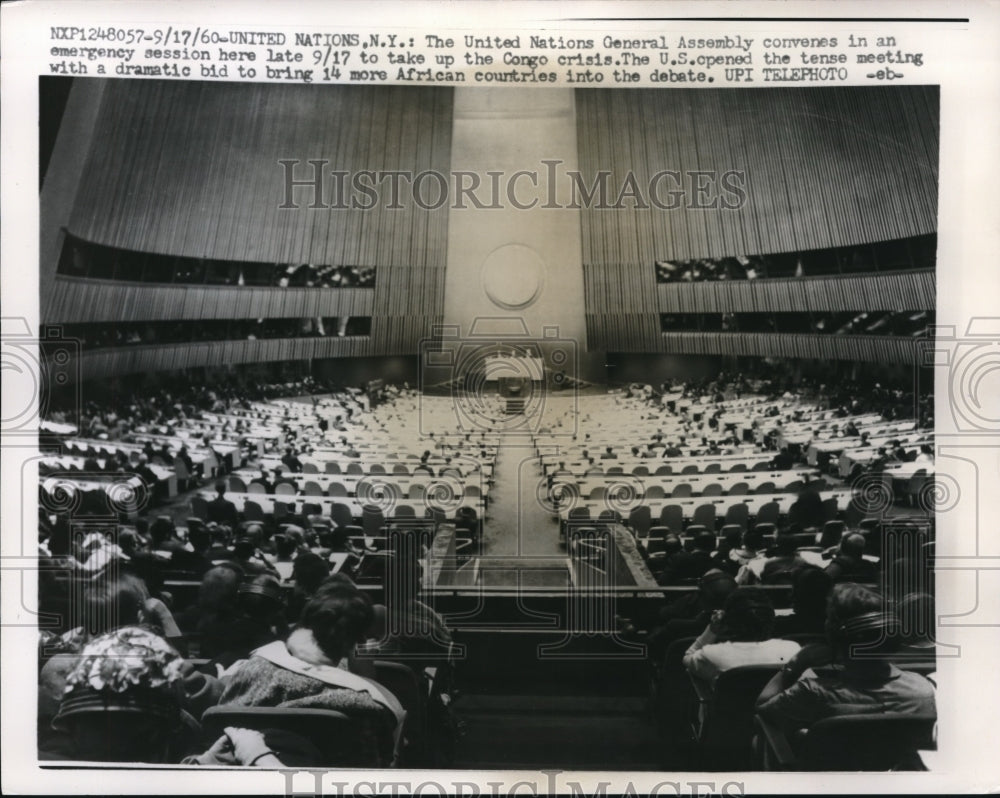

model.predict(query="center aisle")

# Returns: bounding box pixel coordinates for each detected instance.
[480,441,564,557]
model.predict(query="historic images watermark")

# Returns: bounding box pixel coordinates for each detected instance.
[279,770,747,797]
[278,160,748,212]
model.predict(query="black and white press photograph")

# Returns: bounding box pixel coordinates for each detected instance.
[31,73,941,775]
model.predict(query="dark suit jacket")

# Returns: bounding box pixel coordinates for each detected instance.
[207,496,239,526]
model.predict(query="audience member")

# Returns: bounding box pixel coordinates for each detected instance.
[683,588,800,686]
[217,580,405,766]
[756,583,936,733]
[207,481,239,527]
[825,533,879,584]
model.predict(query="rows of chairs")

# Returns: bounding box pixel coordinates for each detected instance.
[577,479,817,501]
[554,461,785,477]
[227,476,484,503]
[191,496,483,548]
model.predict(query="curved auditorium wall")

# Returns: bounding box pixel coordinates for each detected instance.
[40,79,454,379]
[576,86,939,363]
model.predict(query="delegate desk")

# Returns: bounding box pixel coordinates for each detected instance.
[201,490,484,521]
[569,469,820,497]
[41,474,147,517]
[271,455,495,482]
[41,455,178,498]
[557,488,854,524]
[230,469,490,501]
[837,446,922,478]
[538,451,780,475]
[806,432,931,466]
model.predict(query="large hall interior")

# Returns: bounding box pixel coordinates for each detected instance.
[36,78,939,771]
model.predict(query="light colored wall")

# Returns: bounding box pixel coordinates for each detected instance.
[443,88,603,383]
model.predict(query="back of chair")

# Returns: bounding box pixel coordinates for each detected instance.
[325,461,342,475]
[243,500,264,522]
[818,520,845,548]
[692,503,716,530]
[228,476,247,493]
[362,505,386,538]
[302,501,323,517]
[331,502,354,529]
[371,660,424,765]
[724,502,749,530]
[728,482,750,496]
[655,465,673,476]
[755,481,777,495]
[629,505,652,539]
[660,504,684,534]
[190,496,209,520]
[303,462,319,474]
[302,481,323,497]
[699,664,780,761]
[702,483,724,497]
[756,501,780,526]
[672,483,693,499]
[201,705,377,767]
[795,712,936,770]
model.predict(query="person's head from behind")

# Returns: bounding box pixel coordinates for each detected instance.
[719,527,742,553]
[149,517,175,547]
[53,626,185,763]
[198,564,243,615]
[243,524,264,548]
[698,569,738,611]
[273,533,296,560]
[298,582,374,664]
[117,528,140,557]
[791,566,834,623]
[742,527,764,552]
[719,587,776,642]
[825,582,901,666]
[209,523,229,546]
[239,574,285,620]
[292,552,331,596]
[78,572,149,637]
[188,526,210,554]
[774,534,799,558]
[840,533,867,560]
[231,537,256,561]
[664,535,683,556]
[693,531,717,554]
[214,480,227,498]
